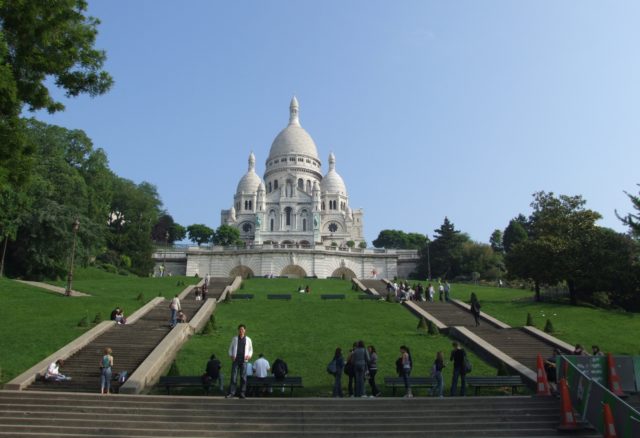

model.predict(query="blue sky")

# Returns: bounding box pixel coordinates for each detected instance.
[35,0,640,244]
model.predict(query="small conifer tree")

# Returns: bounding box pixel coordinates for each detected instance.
[136,292,144,302]
[77,315,88,327]
[417,317,428,331]
[93,313,102,324]
[526,312,534,326]
[427,320,439,335]
[386,292,395,303]
[544,319,554,333]
[167,361,180,376]
[496,361,509,376]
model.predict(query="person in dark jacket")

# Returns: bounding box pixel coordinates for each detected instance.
[204,354,223,392]
[450,342,467,396]
[331,347,345,397]
[470,294,481,326]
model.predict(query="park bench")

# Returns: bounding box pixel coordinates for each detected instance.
[247,376,303,396]
[158,376,219,395]
[267,294,292,300]
[384,376,436,396]
[321,294,345,300]
[466,375,525,395]
[231,293,254,299]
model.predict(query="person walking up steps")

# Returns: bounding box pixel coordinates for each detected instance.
[226,324,253,399]
[169,294,181,328]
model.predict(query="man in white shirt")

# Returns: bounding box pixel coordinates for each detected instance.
[169,295,181,327]
[253,353,270,396]
[226,324,253,399]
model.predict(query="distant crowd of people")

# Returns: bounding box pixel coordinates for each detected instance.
[387,281,452,302]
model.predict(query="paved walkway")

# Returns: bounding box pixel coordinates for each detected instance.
[15,280,90,297]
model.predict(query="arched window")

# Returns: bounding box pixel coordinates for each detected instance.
[268,182,272,193]
[285,207,292,226]
[306,180,311,192]
[270,219,274,231]
[274,180,278,190]
[322,201,325,211]
[244,200,248,210]
[303,218,307,231]
[248,200,252,211]
[298,178,304,190]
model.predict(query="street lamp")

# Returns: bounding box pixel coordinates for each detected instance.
[65,219,80,296]
[425,236,431,281]
[163,230,169,277]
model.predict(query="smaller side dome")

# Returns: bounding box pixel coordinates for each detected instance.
[236,152,263,194]
[320,153,347,195]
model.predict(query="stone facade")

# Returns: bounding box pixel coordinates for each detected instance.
[221,97,364,247]
[154,246,418,280]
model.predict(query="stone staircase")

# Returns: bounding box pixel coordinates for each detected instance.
[0,390,601,437]
[26,279,229,394]
[413,302,559,374]
[358,279,387,295]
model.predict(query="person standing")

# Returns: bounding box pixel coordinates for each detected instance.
[169,294,181,327]
[100,348,114,394]
[470,295,481,326]
[428,284,435,302]
[431,351,445,397]
[227,324,253,399]
[444,282,451,301]
[330,348,345,397]
[352,340,370,397]
[367,345,381,397]
[399,345,413,397]
[450,342,467,396]
[438,283,445,301]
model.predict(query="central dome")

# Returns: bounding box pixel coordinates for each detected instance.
[267,97,320,162]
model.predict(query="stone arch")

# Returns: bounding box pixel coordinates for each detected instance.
[229,265,255,279]
[280,264,307,278]
[332,267,357,280]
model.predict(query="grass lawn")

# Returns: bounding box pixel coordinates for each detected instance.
[0,268,198,385]
[411,281,640,356]
[172,278,497,397]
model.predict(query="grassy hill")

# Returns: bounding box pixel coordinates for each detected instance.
[0,268,198,385]
[171,278,496,397]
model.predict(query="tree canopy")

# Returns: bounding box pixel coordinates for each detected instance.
[212,224,242,247]
[187,224,214,247]
[372,229,426,250]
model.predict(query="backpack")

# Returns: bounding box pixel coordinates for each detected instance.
[273,359,287,379]
[116,371,128,384]
[327,359,337,375]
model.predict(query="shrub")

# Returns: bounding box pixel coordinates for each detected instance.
[386,292,395,303]
[136,292,145,302]
[417,317,428,331]
[93,313,102,324]
[77,315,88,327]
[224,292,232,303]
[526,312,534,326]
[544,319,554,334]
[496,361,509,376]
[201,314,216,335]
[346,240,355,248]
[358,241,367,249]
[427,320,439,335]
[101,263,117,274]
[330,241,337,247]
[167,361,180,376]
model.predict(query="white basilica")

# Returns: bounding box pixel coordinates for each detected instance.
[221,97,364,247]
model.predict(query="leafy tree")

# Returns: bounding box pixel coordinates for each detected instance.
[152,214,186,244]
[358,241,367,249]
[460,241,504,280]
[617,184,640,239]
[489,229,503,253]
[373,229,426,250]
[187,224,214,246]
[346,240,355,248]
[212,224,241,246]
[0,0,112,274]
[502,215,528,253]
[506,192,602,304]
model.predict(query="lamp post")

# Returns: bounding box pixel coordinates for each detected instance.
[65,219,80,296]
[425,236,431,281]
[163,230,169,277]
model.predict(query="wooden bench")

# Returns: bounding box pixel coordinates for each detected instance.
[267,294,292,300]
[247,376,303,396]
[232,293,254,299]
[321,294,345,300]
[466,376,525,395]
[384,376,436,396]
[158,376,215,395]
